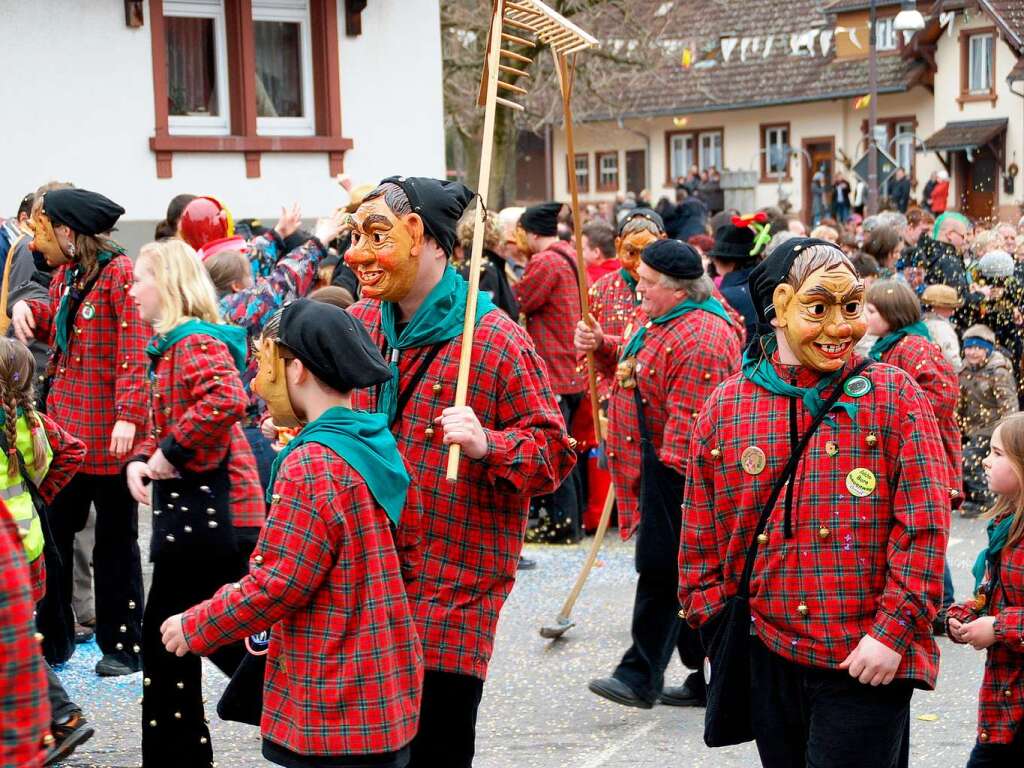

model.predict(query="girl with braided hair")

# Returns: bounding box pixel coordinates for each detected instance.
[0,337,90,765]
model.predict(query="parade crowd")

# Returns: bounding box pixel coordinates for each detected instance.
[0,170,1022,768]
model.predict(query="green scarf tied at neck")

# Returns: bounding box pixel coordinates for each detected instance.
[268,406,409,526]
[145,319,248,376]
[619,268,638,295]
[741,335,857,420]
[378,265,498,424]
[620,295,732,362]
[971,514,1014,596]
[868,320,931,361]
[54,249,118,354]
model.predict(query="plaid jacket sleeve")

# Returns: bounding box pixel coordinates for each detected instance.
[24,270,61,343]
[479,321,577,497]
[182,452,338,652]
[109,258,150,428]
[0,504,47,768]
[678,383,733,627]
[869,377,950,655]
[36,412,86,505]
[395,475,423,585]
[159,336,248,469]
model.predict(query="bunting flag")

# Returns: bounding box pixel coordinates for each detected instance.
[940,11,955,36]
[740,37,751,61]
[789,33,802,55]
[681,47,693,68]
[763,34,774,57]
[853,93,872,110]
[819,29,833,56]
[848,26,861,49]
[751,37,761,53]
[721,36,738,61]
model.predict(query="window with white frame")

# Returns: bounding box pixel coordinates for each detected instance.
[253,0,315,136]
[164,0,230,136]
[669,133,694,180]
[764,125,789,177]
[574,153,590,192]
[597,152,619,190]
[969,33,994,94]
[894,122,915,173]
[699,131,722,171]
[875,17,897,51]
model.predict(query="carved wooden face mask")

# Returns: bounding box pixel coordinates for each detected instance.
[28,209,69,267]
[344,197,423,302]
[615,230,661,278]
[252,338,301,429]
[772,264,866,373]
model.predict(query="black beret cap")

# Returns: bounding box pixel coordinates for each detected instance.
[278,299,391,392]
[618,207,665,235]
[640,239,703,280]
[709,223,756,261]
[519,201,563,236]
[42,188,124,236]
[379,176,475,258]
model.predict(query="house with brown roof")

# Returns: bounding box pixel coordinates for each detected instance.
[544,0,1023,223]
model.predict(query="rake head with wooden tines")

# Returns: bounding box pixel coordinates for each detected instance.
[478,0,599,113]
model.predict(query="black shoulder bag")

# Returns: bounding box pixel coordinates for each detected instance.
[703,359,872,748]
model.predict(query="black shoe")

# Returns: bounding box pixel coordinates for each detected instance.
[587,677,653,709]
[517,556,537,571]
[43,712,94,766]
[74,624,95,644]
[95,653,140,677]
[659,683,706,707]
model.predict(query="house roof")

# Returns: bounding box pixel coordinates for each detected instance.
[923,118,1008,150]
[978,0,1024,51]
[563,0,927,123]
[824,0,902,12]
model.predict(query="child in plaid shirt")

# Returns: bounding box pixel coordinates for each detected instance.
[948,413,1024,764]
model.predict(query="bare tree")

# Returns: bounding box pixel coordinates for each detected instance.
[441,0,665,208]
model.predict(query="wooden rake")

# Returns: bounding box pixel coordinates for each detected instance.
[445,0,599,482]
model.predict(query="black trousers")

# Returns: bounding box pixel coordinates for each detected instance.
[407,670,484,768]
[37,472,144,665]
[529,393,584,543]
[141,554,246,768]
[46,664,78,722]
[613,568,704,704]
[966,723,1024,767]
[750,638,912,768]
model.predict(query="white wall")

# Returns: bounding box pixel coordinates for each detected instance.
[0,0,445,224]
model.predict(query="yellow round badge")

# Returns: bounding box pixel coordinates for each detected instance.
[846,468,877,498]
[741,446,767,475]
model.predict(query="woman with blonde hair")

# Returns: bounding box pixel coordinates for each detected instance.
[125,238,262,767]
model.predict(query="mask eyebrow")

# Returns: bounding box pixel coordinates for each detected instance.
[351,213,393,233]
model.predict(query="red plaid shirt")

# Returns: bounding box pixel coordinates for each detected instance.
[0,501,46,768]
[349,300,576,678]
[680,356,949,689]
[515,241,586,395]
[879,334,962,499]
[182,442,422,756]
[26,254,149,475]
[595,309,740,539]
[948,537,1024,744]
[135,333,264,529]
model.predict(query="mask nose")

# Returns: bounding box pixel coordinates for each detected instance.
[344,240,373,267]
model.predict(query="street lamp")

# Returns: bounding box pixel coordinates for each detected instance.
[866,1,925,216]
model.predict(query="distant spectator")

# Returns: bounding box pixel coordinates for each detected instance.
[809,225,839,242]
[832,172,852,223]
[850,251,880,285]
[787,217,807,236]
[890,167,911,213]
[921,171,938,213]
[811,171,827,225]
[309,285,354,309]
[153,193,196,240]
[863,225,903,275]
[921,284,963,373]
[930,170,950,214]
[581,220,617,285]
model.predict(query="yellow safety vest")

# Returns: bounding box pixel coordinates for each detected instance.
[0,415,53,562]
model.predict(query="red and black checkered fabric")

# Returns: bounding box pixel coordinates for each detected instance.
[595,309,740,539]
[182,442,423,755]
[680,356,949,689]
[515,241,586,395]
[948,540,1024,744]
[587,270,639,403]
[348,300,576,679]
[879,334,962,500]
[0,499,47,767]
[27,254,149,475]
[135,334,263,529]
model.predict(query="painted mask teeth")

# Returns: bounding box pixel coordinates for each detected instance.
[819,343,847,353]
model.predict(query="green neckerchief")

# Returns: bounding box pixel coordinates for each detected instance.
[619,268,638,297]
[54,250,118,353]
[620,295,732,362]
[145,319,248,376]
[267,406,409,526]
[378,265,498,424]
[741,335,856,420]
[868,320,931,361]
[972,514,1014,595]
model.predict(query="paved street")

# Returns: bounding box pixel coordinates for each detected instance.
[61,513,987,767]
